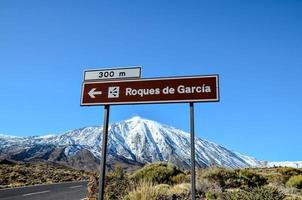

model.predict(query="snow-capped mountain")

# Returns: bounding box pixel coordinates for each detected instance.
[0,116,262,169]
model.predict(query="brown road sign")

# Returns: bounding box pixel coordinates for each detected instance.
[81,75,219,106]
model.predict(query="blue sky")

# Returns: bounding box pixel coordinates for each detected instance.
[0,0,301,161]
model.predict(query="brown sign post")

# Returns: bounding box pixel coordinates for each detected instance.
[81,75,219,105]
[80,72,219,200]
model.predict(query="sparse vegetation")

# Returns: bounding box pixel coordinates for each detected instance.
[100,164,301,199]
[0,162,90,189]
[1,162,301,199]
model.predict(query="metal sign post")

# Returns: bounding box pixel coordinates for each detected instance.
[98,105,110,200]
[190,102,196,200]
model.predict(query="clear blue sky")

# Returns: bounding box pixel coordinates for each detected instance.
[0,0,301,162]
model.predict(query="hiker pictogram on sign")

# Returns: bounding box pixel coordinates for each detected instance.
[108,87,120,98]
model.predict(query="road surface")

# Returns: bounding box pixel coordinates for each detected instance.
[0,181,88,200]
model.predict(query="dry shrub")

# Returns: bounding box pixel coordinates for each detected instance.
[239,169,268,188]
[287,175,302,189]
[196,178,222,198]
[278,168,302,183]
[172,173,190,184]
[168,183,191,196]
[125,181,159,200]
[154,184,171,195]
[202,167,242,190]
[104,167,129,200]
[130,162,183,185]
[222,186,286,200]
[86,173,98,200]
[285,197,302,200]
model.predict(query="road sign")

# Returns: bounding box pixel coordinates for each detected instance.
[84,66,141,81]
[81,75,219,106]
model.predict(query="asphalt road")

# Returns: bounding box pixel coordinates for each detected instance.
[0,181,88,200]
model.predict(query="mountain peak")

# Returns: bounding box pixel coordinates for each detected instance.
[126,116,145,121]
[123,116,162,130]
[125,116,156,124]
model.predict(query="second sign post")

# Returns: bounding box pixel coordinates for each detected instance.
[80,67,220,200]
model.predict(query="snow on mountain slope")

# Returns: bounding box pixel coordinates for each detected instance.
[267,161,302,168]
[0,116,261,168]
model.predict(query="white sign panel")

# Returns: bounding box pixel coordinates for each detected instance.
[84,66,141,81]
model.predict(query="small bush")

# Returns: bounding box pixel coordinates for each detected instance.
[285,197,302,200]
[278,167,302,183]
[251,186,285,200]
[168,183,191,196]
[86,173,98,200]
[223,186,285,200]
[222,189,251,200]
[239,169,267,188]
[130,162,183,184]
[202,167,242,190]
[125,181,158,200]
[264,172,284,186]
[105,167,130,200]
[172,173,190,184]
[196,178,222,197]
[156,183,191,200]
[278,168,302,176]
[201,167,268,191]
[206,190,221,200]
[154,184,171,195]
[287,175,302,189]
